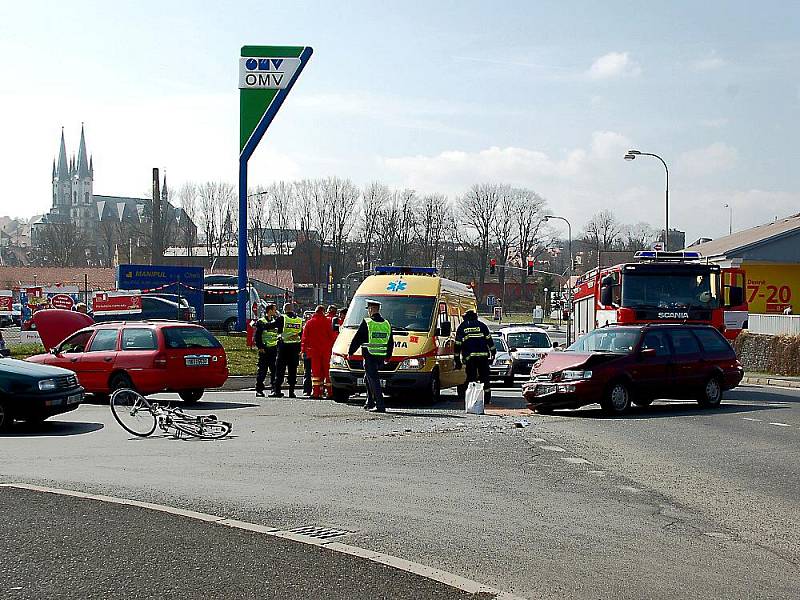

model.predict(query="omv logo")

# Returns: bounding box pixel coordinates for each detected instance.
[244,58,285,71]
[386,281,407,292]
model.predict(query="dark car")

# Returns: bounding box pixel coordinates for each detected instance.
[0,358,84,429]
[522,324,744,415]
[94,296,194,323]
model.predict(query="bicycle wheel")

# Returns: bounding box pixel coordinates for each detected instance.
[110,389,157,437]
[172,415,232,439]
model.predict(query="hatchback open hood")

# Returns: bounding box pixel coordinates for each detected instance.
[31,309,94,350]
[532,351,621,376]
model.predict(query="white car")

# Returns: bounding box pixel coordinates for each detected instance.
[489,335,515,386]
[495,326,558,380]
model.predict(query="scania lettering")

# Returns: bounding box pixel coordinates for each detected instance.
[572,251,747,340]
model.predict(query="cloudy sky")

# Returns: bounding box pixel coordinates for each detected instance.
[1,0,798,244]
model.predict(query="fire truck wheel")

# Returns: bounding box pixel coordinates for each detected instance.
[698,376,723,407]
[601,381,631,415]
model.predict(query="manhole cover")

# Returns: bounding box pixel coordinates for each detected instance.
[287,525,353,540]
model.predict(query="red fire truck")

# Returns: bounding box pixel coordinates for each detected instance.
[572,251,747,340]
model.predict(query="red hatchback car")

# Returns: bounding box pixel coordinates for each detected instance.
[523,324,744,415]
[27,321,228,403]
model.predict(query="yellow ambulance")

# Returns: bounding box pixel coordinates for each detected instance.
[330,267,477,403]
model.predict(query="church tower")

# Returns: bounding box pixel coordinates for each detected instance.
[72,123,94,228]
[52,128,71,218]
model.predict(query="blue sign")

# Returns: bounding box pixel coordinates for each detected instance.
[486,295,496,307]
[117,264,205,321]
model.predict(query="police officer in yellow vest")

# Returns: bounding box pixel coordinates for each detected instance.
[348,299,394,412]
[261,302,303,398]
[254,303,279,397]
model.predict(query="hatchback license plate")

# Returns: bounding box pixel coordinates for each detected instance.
[66,393,82,405]
[185,356,209,367]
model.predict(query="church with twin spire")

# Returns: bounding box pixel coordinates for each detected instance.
[33,124,195,265]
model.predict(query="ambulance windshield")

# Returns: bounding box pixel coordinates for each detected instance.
[343,295,436,332]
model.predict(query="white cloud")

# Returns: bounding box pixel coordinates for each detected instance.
[700,118,729,128]
[678,142,739,176]
[691,53,727,71]
[587,52,641,80]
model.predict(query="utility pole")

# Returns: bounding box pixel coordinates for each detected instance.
[151,168,161,265]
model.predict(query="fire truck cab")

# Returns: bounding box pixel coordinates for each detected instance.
[572,251,747,340]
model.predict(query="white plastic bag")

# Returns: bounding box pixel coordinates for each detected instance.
[465,381,484,415]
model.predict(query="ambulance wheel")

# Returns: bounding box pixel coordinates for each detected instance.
[423,370,441,404]
[224,318,237,333]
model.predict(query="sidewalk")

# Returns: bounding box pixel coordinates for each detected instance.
[742,373,800,388]
[0,486,503,600]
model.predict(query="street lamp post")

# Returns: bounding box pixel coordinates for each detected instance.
[542,215,573,345]
[724,203,733,235]
[624,149,670,251]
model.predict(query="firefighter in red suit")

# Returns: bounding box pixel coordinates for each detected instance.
[301,305,334,399]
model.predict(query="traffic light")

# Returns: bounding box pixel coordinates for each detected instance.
[527,259,534,276]
[489,258,497,275]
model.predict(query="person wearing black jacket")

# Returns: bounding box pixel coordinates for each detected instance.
[261,302,303,398]
[254,303,279,397]
[348,299,394,413]
[454,309,496,405]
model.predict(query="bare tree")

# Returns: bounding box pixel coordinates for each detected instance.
[582,209,622,266]
[416,194,450,268]
[322,177,360,293]
[512,188,548,299]
[358,182,390,271]
[621,221,658,251]
[197,181,236,261]
[294,179,328,289]
[246,186,267,263]
[38,222,88,267]
[458,183,501,301]
[490,185,517,293]
[177,182,199,257]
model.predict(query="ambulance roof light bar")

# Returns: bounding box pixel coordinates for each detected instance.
[374,266,438,276]
[634,251,702,262]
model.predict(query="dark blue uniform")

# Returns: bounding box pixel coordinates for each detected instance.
[454,314,496,403]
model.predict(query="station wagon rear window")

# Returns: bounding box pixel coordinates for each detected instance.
[163,327,222,349]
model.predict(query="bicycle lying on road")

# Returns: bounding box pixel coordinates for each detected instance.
[110,388,232,439]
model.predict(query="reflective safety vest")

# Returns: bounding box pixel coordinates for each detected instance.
[460,325,489,359]
[258,317,279,348]
[365,318,391,357]
[282,314,303,344]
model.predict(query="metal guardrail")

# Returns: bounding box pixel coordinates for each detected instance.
[747,314,800,336]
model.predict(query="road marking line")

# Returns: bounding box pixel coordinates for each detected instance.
[742,417,762,422]
[539,445,566,452]
[588,470,606,477]
[561,457,590,464]
[768,422,791,427]
[529,437,547,442]
[0,483,527,600]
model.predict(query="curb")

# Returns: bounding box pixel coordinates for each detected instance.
[0,483,528,600]
[742,376,800,389]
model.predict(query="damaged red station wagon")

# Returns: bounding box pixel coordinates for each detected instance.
[523,324,744,415]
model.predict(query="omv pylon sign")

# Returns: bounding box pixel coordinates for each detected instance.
[236,45,312,330]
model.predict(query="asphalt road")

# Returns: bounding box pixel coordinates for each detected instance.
[1,382,798,599]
